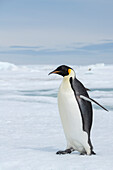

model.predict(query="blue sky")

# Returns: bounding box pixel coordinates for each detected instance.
[0,0,113,64]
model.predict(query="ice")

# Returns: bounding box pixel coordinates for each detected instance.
[0,62,113,170]
[0,62,18,71]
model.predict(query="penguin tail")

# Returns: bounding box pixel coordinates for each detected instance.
[91,150,96,155]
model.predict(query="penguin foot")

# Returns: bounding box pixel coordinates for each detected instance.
[80,151,87,155]
[80,150,96,155]
[56,149,72,155]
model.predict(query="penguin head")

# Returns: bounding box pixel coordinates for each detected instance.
[48,65,74,77]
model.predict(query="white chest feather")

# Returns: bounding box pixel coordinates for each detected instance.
[58,77,83,135]
[58,76,88,151]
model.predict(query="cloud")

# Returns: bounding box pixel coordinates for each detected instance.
[79,42,113,52]
[100,39,113,42]
[10,45,43,49]
[0,41,113,57]
[0,41,113,65]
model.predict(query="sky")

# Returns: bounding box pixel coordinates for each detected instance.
[0,0,113,65]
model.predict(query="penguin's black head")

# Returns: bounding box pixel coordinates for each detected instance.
[48,65,73,77]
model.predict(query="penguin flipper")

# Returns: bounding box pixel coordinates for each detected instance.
[80,95,108,112]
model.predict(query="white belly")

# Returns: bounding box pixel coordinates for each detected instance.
[58,79,89,152]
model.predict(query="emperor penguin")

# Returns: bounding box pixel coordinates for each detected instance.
[49,65,108,155]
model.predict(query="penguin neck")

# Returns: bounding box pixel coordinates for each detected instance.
[61,70,75,91]
[63,69,75,81]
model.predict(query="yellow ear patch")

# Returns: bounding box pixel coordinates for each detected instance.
[68,69,71,74]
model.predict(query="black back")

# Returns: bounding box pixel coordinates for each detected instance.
[70,77,93,148]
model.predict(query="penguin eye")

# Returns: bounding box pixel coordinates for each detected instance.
[68,69,71,75]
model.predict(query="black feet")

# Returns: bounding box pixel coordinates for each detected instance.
[80,150,96,155]
[56,149,72,155]
[56,149,96,155]
[80,151,87,155]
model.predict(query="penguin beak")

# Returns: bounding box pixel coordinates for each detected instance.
[48,70,60,75]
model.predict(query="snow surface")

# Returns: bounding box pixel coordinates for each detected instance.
[0,62,113,170]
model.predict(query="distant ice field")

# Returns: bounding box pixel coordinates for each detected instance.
[0,62,113,170]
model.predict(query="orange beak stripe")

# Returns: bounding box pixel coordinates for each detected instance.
[52,71,60,74]
[48,70,60,75]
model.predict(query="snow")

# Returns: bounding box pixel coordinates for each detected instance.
[0,62,113,170]
[0,62,18,71]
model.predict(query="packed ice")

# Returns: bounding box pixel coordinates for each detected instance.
[0,62,113,170]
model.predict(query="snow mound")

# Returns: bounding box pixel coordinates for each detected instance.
[0,62,18,71]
